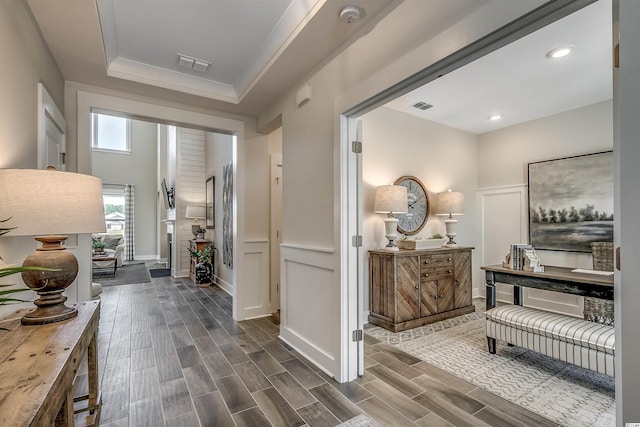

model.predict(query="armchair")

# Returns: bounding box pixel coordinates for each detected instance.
[92,234,125,270]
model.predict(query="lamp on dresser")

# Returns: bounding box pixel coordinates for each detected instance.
[0,169,106,324]
[373,185,408,251]
[435,189,465,247]
[185,205,206,238]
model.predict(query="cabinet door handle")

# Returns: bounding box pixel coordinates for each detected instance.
[455,279,460,283]
[447,257,452,261]
[433,294,439,299]
[424,260,429,264]
[424,273,428,277]
[415,286,419,290]
[447,270,452,274]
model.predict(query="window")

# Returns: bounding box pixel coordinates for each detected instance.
[92,113,130,152]
[103,188,125,234]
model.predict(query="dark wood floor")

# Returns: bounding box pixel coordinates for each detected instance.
[93,274,557,427]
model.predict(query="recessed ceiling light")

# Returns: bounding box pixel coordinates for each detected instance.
[489,114,502,121]
[546,45,574,59]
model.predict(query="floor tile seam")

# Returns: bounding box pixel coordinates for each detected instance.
[471,404,530,427]
[264,370,320,410]
[356,394,419,426]
[307,384,364,424]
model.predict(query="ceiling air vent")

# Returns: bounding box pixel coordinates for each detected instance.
[412,102,433,110]
[177,54,211,73]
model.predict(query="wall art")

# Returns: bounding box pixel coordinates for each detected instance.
[528,151,613,252]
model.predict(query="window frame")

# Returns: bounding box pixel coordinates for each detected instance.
[91,113,131,153]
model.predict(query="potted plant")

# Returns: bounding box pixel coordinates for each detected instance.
[92,240,106,254]
[188,243,215,285]
[196,226,206,239]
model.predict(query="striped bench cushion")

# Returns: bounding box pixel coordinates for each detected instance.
[486,305,615,354]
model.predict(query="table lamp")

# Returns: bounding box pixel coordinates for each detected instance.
[434,189,464,247]
[0,169,106,325]
[373,185,408,251]
[185,205,206,238]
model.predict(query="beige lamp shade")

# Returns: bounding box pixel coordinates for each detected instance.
[0,169,106,235]
[373,185,408,215]
[434,189,465,216]
[185,205,206,220]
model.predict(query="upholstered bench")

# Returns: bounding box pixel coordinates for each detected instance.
[486,305,615,376]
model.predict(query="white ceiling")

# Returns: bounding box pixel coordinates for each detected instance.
[27,0,612,129]
[385,0,612,134]
[27,0,400,117]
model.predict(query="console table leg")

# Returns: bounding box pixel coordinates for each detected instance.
[514,285,523,306]
[485,271,496,310]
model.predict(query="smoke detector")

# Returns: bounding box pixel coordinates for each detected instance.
[339,5,362,23]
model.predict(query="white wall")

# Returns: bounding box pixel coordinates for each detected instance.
[0,0,69,319]
[361,107,479,307]
[205,132,233,292]
[92,118,159,259]
[175,128,206,276]
[478,100,613,268]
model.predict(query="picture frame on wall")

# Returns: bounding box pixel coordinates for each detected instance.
[528,150,613,252]
[205,175,214,229]
[222,162,233,268]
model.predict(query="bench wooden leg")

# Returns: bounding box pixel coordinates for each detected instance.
[487,337,496,354]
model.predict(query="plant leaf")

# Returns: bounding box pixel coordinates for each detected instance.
[0,266,59,279]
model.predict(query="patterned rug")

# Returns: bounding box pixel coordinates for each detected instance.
[364,300,615,427]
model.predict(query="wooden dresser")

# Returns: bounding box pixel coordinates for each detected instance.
[369,247,474,332]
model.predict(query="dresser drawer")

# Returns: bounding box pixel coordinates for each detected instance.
[420,254,453,267]
[420,267,452,281]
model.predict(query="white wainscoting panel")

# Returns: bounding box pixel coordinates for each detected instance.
[280,244,338,378]
[478,185,583,317]
[241,240,270,319]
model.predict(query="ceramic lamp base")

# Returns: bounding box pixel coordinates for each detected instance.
[383,217,400,251]
[444,217,458,247]
[20,235,79,325]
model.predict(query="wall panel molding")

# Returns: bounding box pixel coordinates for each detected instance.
[280,245,338,378]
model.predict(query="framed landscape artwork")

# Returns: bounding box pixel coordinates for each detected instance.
[205,175,214,229]
[528,151,613,252]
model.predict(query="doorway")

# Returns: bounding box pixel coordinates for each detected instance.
[75,89,255,321]
[342,0,609,380]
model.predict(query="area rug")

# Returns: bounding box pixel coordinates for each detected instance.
[149,268,171,278]
[365,300,615,427]
[93,263,151,286]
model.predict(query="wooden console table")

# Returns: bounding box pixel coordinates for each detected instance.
[482,264,614,310]
[0,300,101,426]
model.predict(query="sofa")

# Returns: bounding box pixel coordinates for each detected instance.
[92,234,125,269]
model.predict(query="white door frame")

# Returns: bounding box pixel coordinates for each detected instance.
[75,90,250,320]
[37,83,66,170]
[270,153,282,313]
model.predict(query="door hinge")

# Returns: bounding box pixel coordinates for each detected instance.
[352,235,362,247]
[352,140,362,154]
[352,329,363,342]
[59,152,66,165]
